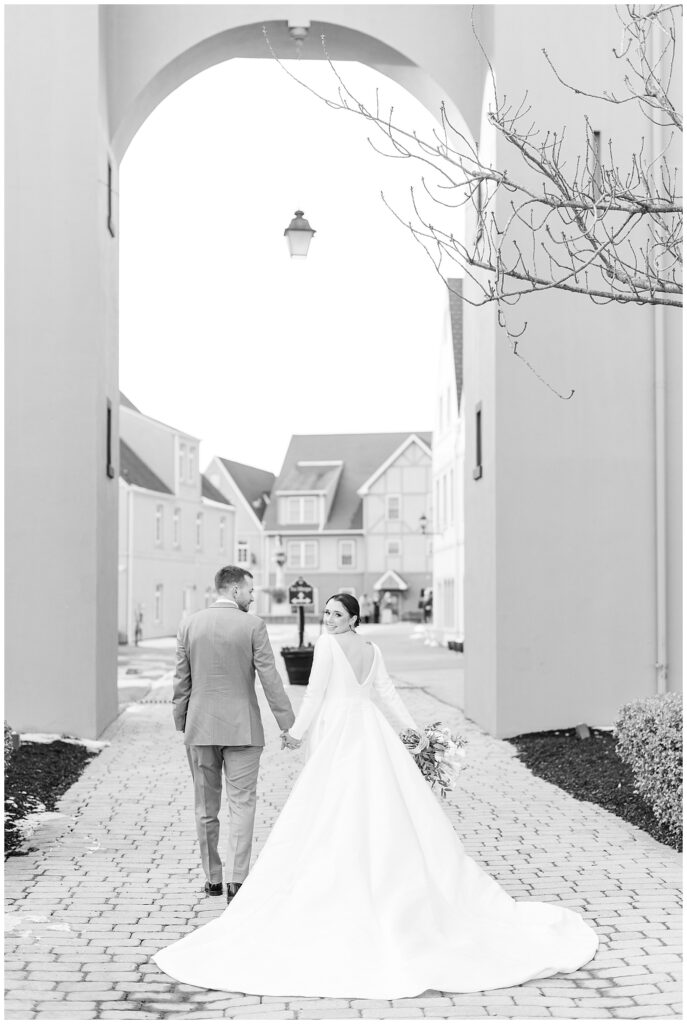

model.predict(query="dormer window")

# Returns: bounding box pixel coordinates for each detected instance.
[280,495,318,525]
[188,446,196,480]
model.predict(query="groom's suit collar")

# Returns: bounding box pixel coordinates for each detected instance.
[213,599,239,609]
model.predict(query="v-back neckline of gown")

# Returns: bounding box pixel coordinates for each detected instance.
[330,634,376,687]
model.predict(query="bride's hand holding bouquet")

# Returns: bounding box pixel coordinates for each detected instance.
[400,721,468,798]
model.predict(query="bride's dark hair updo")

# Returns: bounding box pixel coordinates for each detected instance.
[326,593,361,630]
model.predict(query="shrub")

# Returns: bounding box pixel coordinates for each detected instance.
[4,721,15,773]
[615,693,682,842]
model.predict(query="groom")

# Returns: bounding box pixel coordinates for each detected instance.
[172,565,295,903]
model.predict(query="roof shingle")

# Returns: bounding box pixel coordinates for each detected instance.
[119,440,172,494]
[263,432,431,533]
[201,475,234,506]
[218,459,276,522]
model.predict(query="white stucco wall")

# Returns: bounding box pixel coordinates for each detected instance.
[463,6,682,736]
[5,6,119,737]
[432,304,465,643]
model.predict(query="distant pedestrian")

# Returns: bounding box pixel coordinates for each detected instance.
[359,593,373,624]
[372,599,380,624]
[134,609,143,646]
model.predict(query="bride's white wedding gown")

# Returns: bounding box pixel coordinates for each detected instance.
[153,633,598,998]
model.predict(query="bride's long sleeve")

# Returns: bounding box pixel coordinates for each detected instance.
[372,648,419,732]
[288,634,333,742]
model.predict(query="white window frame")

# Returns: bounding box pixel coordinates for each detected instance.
[172,507,181,548]
[386,494,401,521]
[237,539,248,563]
[178,443,186,483]
[386,539,401,557]
[188,446,196,481]
[287,540,318,570]
[280,495,318,525]
[219,516,226,552]
[195,512,203,550]
[338,539,355,569]
[154,584,163,623]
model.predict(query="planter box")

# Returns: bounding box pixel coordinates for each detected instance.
[281,646,314,685]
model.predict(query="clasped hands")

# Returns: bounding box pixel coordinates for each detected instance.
[280,730,301,750]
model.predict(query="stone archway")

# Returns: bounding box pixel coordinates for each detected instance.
[5,5,486,738]
[7,5,679,741]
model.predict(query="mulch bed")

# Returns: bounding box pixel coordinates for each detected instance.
[4,741,101,858]
[507,727,681,852]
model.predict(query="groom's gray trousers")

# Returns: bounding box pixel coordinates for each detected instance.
[186,745,262,884]
[173,606,295,886]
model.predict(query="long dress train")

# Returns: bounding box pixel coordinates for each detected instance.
[153,633,598,998]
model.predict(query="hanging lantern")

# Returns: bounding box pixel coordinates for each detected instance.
[284,210,316,259]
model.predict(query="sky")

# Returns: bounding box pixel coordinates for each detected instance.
[119,56,463,477]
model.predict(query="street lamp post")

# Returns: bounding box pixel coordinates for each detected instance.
[419,513,434,583]
[418,514,436,629]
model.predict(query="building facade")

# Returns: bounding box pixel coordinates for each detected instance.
[118,397,235,641]
[263,432,432,620]
[431,279,465,646]
[203,456,276,616]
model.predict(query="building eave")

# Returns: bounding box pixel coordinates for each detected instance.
[357,433,432,496]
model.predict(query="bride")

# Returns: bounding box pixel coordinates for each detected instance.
[153,593,598,998]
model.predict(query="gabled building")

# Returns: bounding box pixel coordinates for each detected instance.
[203,457,276,615]
[262,432,432,618]
[118,395,235,641]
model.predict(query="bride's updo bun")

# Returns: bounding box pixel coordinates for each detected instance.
[327,593,361,630]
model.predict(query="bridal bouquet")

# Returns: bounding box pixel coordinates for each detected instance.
[400,721,468,798]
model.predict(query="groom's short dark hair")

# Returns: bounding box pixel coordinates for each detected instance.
[215,565,253,592]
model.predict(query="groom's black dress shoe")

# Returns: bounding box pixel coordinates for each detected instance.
[204,881,223,896]
[226,882,242,905]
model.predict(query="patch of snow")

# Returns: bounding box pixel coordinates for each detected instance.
[20,733,110,751]
[45,922,72,932]
[16,810,66,841]
[5,913,26,931]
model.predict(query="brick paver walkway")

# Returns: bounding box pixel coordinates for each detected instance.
[5,628,682,1020]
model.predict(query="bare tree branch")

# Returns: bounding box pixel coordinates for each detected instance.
[264,4,682,395]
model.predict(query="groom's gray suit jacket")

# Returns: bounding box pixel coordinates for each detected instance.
[173,602,295,746]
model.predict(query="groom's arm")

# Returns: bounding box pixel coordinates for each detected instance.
[252,619,295,732]
[172,623,192,733]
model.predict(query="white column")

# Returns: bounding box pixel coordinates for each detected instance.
[5,6,119,736]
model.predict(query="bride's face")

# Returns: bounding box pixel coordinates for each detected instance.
[323,601,353,634]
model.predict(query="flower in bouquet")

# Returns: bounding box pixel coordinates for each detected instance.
[399,721,468,798]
